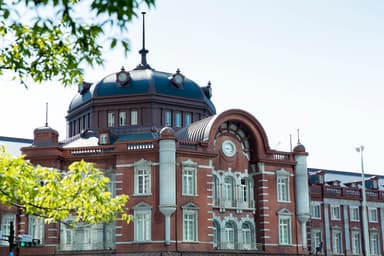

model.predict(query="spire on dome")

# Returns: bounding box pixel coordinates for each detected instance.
[136,11,152,70]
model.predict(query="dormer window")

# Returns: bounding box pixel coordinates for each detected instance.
[171,69,184,88]
[116,67,130,86]
[99,133,109,145]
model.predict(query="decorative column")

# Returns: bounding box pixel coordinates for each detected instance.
[293,143,310,250]
[158,127,177,245]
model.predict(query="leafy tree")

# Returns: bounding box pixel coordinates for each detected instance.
[0,0,155,87]
[0,147,131,224]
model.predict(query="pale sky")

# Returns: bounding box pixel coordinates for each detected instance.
[0,0,383,174]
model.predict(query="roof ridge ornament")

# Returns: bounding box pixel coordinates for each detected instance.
[135,12,152,70]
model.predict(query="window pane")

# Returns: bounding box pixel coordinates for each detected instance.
[108,112,115,127]
[135,212,151,241]
[183,212,196,241]
[185,113,192,126]
[131,110,138,125]
[183,168,195,195]
[119,112,126,126]
[165,111,172,126]
[175,112,181,127]
[277,176,289,202]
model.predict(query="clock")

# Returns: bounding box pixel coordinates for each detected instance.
[222,140,236,157]
[116,70,130,86]
[171,69,184,87]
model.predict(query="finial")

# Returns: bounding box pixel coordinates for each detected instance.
[297,128,301,144]
[45,102,48,127]
[136,11,152,70]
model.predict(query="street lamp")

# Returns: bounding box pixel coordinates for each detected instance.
[356,145,370,256]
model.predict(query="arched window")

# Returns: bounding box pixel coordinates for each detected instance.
[241,222,252,249]
[224,222,235,249]
[213,220,220,249]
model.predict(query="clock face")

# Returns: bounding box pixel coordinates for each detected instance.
[222,140,236,157]
[174,74,184,85]
[117,71,129,84]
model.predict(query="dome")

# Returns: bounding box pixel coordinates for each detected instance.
[68,68,216,114]
[293,143,306,153]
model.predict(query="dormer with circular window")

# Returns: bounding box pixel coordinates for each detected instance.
[116,67,130,87]
[171,69,184,88]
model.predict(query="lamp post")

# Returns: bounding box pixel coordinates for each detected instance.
[356,145,370,256]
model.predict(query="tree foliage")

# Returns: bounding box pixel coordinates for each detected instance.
[0,0,155,87]
[0,147,131,225]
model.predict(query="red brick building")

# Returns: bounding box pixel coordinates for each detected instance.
[0,27,312,255]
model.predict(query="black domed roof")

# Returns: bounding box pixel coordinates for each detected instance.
[69,68,215,113]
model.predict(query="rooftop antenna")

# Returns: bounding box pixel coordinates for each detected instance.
[45,102,48,127]
[136,11,151,69]
[289,134,292,152]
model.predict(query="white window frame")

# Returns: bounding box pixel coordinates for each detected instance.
[311,204,321,219]
[224,222,235,249]
[182,166,197,196]
[279,216,291,245]
[331,205,341,220]
[277,171,290,202]
[107,112,115,127]
[134,208,151,242]
[241,222,252,249]
[311,229,322,254]
[0,214,16,246]
[134,160,151,196]
[130,109,138,126]
[351,230,361,255]
[223,176,234,201]
[332,229,343,254]
[29,215,44,243]
[368,208,378,223]
[119,111,126,126]
[370,231,380,255]
[182,209,198,242]
[350,206,360,222]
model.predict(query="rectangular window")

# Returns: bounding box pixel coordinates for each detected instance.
[368,208,378,222]
[351,231,361,255]
[350,207,360,221]
[223,177,234,201]
[311,204,321,219]
[165,111,172,126]
[277,176,289,202]
[119,111,126,126]
[185,113,192,126]
[175,112,182,127]
[370,232,380,255]
[311,230,322,254]
[332,230,342,254]
[130,110,138,126]
[183,210,197,241]
[331,205,341,220]
[279,217,291,245]
[0,214,15,246]
[182,167,196,196]
[107,112,115,127]
[29,215,44,243]
[135,211,151,241]
[136,169,150,195]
